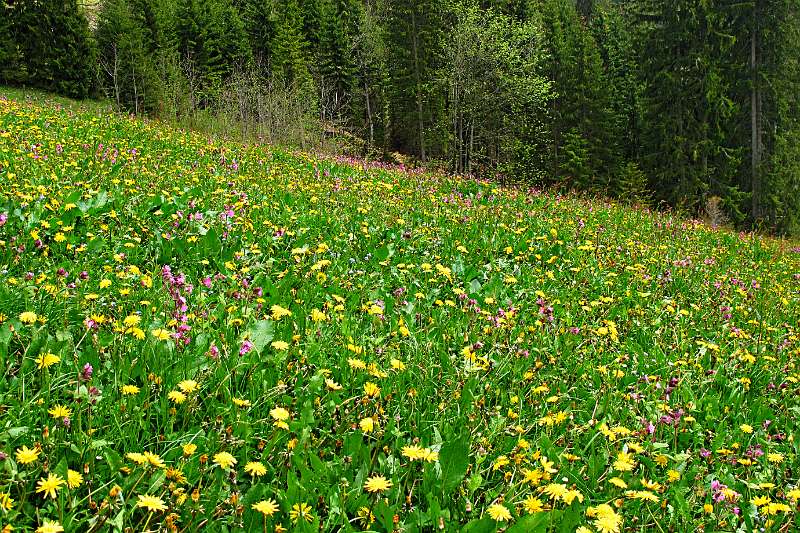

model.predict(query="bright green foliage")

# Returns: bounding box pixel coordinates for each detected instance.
[2,91,800,532]
[442,0,551,178]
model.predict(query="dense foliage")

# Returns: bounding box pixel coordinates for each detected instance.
[1,88,800,532]
[2,0,800,233]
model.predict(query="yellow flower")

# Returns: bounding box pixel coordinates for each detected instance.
[19,311,38,324]
[364,475,392,493]
[245,462,267,477]
[252,499,279,516]
[359,417,375,433]
[126,452,148,466]
[542,483,568,501]
[767,453,784,464]
[151,328,172,341]
[143,451,165,468]
[67,469,83,489]
[213,452,237,469]
[168,390,187,404]
[740,424,754,434]
[523,496,544,514]
[35,521,63,533]
[48,404,72,419]
[271,340,289,351]
[626,490,659,502]
[182,443,197,457]
[0,491,15,511]
[402,444,425,460]
[233,398,251,407]
[35,353,60,370]
[271,305,292,320]
[36,473,66,499]
[15,445,40,465]
[122,384,140,395]
[613,451,636,472]
[177,380,199,393]
[667,470,681,482]
[487,503,512,522]
[123,314,141,327]
[363,382,380,398]
[136,494,167,512]
[270,407,290,421]
[325,378,342,390]
[608,477,628,489]
[290,502,313,523]
[588,504,622,533]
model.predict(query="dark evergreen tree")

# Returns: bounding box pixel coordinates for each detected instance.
[6,0,97,98]
[637,0,742,215]
[537,0,619,191]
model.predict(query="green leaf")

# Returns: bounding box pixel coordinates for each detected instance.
[461,517,496,533]
[247,320,274,354]
[438,434,470,494]
[506,511,561,533]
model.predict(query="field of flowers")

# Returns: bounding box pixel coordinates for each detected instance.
[0,91,799,533]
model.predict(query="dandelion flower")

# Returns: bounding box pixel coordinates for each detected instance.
[523,496,544,514]
[35,521,64,533]
[168,390,186,404]
[35,353,60,369]
[20,311,38,324]
[136,494,168,512]
[122,384,140,395]
[143,451,165,468]
[36,473,66,499]
[151,328,172,341]
[67,469,83,489]
[271,340,289,351]
[177,379,199,393]
[182,443,197,456]
[252,499,279,516]
[0,491,14,511]
[233,398,251,407]
[245,461,267,477]
[270,407,290,421]
[487,503,512,522]
[48,404,72,419]
[15,445,40,465]
[290,502,313,523]
[363,382,380,398]
[359,417,375,433]
[542,483,568,501]
[213,452,237,469]
[364,475,392,493]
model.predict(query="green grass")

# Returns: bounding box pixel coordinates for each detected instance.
[0,89,799,532]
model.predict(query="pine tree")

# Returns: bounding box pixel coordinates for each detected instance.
[637,0,742,214]
[242,0,277,66]
[97,0,161,113]
[8,0,97,98]
[537,0,618,191]
[317,0,360,124]
[271,0,313,91]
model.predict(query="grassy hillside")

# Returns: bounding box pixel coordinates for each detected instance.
[0,91,799,532]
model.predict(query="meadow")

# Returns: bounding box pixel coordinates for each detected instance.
[0,90,799,532]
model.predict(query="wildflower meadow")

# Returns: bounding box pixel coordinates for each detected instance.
[0,92,799,532]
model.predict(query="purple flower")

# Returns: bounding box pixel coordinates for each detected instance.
[239,340,254,356]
